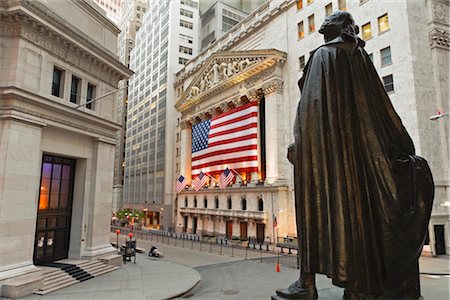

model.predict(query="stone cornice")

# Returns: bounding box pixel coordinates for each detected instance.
[175,49,286,113]
[0,0,132,80]
[0,87,121,139]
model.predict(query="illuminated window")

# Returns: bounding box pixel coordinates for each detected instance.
[299,55,305,71]
[298,21,304,39]
[338,0,346,10]
[378,14,389,33]
[362,22,372,41]
[307,0,313,5]
[325,3,333,16]
[382,74,394,92]
[297,0,303,10]
[380,46,392,66]
[308,14,315,33]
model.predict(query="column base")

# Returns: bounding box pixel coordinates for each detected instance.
[82,244,117,259]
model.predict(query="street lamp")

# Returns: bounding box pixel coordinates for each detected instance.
[429,113,450,121]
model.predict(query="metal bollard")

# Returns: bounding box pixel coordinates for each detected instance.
[231,244,234,257]
[260,247,263,263]
[266,244,269,251]
[209,241,212,253]
[191,240,193,249]
[200,240,202,251]
[220,243,223,255]
[175,237,177,247]
[245,246,248,260]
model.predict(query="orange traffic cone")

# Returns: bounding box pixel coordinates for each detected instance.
[276,262,281,272]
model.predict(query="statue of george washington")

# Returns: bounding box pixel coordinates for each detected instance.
[274,11,434,300]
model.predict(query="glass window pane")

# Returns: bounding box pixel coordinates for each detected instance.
[362,23,372,41]
[298,21,304,39]
[378,14,389,33]
[42,163,52,179]
[308,14,315,33]
[50,193,59,209]
[62,165,71,180]
[52,164,62,179]
[297,0,303,10]
[380,47,392,66]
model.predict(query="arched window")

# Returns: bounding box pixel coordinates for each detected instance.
[258,197,264,211]
[184,197,188,207]
[194,196,197,208]
[227,196,232,209]
[215,196,219,209]
[204,196,208,208]
[241,197,247,210]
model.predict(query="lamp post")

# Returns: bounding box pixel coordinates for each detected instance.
[429,113,450,121]
[115,229,120,249]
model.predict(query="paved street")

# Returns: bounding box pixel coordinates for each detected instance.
[18,234,449,300]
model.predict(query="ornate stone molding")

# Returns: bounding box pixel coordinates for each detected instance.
[176,49,286,113]
[432,0,449,24]
[261,78,284,95]
[0,2,131,81]
[430,28,449,49]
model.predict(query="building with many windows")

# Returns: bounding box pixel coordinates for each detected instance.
[112,0,148,212]
[123,0,200,230]
[93,0,123,25]
[0,0,131,297]
[174,0,449,253]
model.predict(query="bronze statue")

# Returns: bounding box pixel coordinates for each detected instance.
[275,11,434,300]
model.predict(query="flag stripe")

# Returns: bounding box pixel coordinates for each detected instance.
[192,162,259,176]
[211,102,257,122]
[210,112,258,130]
[192,140,257,158]
[191,145,257,161]
[192,156,258,170]
[192,150,258,168]
[208,133,257,148]
[209,123,257,138]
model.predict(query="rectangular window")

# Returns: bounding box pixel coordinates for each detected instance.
[86,83,95,110]
[299,55,305,71]
[181,0,198,9]
[368,53,373,62]
[70,75,80,104]
[308,14,315,33]
[362,22,372,41]
[180,20,193,29]
[307,0,313,5]
[338,0,346,10]
[179,46,193,55]
[179,57,189,65]
[378,13,389,33]
[325,3,333,16]
[180,8,193,18]
[383,74,394,92]
[52,67,63,97]
[298,21,304,39]
[180,33,193,44]
[380,46,392,66]
[297,0,303,10]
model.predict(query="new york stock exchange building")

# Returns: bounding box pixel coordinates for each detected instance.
[173,0,450,255]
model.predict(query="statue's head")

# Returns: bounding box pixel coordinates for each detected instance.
[319,11,359,42]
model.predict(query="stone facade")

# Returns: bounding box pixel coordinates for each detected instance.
[174,0,449,253]
[0,0,131,296]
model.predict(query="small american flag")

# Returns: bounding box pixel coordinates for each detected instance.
[191,102,259,177]
[175,175,188,194]
[192,172,208,191]
[219,168,235,189]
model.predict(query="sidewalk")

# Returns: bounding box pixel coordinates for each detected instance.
[23,254,201,300]
[420,255,450,275]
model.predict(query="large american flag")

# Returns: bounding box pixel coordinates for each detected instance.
[191,102,259,177]
[175,175,187,194]
[219,168,235,189]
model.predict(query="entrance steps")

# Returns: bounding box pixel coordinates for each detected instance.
[34,260,119,295]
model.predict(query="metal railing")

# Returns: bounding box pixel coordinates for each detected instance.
[110,225,300,269]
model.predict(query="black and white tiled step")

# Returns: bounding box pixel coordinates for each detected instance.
[34,260,119,295]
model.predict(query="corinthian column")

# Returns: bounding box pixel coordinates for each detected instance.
[180,121,192,183]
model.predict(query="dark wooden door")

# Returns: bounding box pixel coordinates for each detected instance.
[183,216,188,232]
[226,221,233,239]
[34,155,75,264]
[256,223,265,243]
[193,217,198,234]
[240,222,248,239]
[434,225,446,255]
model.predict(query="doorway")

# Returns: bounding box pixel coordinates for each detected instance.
[434,225,446,255]
[193,217,198,234]
[226,220,233,239]
[34,155,76,264]
[256,223,265,243]
[183,216,188,232]
[240,222,248,239]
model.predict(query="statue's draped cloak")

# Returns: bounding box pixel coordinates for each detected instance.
[293,34,434,295]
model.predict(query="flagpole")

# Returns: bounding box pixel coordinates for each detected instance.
[205,172,219,183]
[230,168,244,180]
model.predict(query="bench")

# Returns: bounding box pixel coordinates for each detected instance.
[120,240,136,264]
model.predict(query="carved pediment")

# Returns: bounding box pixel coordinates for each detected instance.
[176,49,286,112]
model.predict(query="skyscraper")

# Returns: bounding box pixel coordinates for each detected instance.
[123,0,200,230]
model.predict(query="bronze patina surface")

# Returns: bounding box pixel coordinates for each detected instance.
[275,11,434,300]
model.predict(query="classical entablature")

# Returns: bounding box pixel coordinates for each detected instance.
[175,49,287,113]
